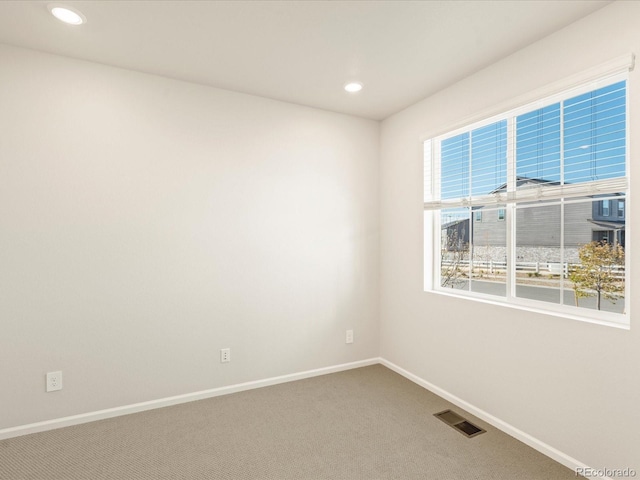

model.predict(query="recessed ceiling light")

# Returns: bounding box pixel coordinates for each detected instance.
[344,82,363,93]
[49,4,86,25]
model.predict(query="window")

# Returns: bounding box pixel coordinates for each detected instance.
[424,72,629,326]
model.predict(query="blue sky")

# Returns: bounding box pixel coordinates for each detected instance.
[440,80,626,200]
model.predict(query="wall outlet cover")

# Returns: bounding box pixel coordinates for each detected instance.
[346,330,354,344]
[46,371,63,392]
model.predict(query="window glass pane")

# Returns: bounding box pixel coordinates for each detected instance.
[563,81,626,184]
[566,196,625,314]
[471,207,506,297]
[471,120,507,196]
[428,75,628,324]
[440,208,470,289]
[515,203,561,304]
[441,133,469,200]
[516,103,561,185]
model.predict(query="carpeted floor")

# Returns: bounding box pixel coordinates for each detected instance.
[0,365,580,479]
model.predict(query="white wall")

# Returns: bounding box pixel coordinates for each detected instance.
[380,1,639,473]
[0,44,380,429]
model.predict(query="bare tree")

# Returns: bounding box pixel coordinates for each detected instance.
[441,228,469,288]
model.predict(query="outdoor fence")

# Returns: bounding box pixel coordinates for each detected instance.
[441,259,625,280]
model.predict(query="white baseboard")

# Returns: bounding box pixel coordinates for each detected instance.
[379,358,608,480]
[0,357,379,441]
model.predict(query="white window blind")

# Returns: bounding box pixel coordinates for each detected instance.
[425,73,629,210]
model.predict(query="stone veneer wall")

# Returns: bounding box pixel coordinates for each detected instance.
[469,246,581,265]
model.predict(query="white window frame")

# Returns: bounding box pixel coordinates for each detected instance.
[423,58,633,329]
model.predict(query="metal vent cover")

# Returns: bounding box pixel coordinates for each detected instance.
[434,409,486,438]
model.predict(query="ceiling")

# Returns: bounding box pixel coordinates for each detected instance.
[0,1,611,120]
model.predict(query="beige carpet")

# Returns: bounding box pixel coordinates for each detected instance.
[0,365,580,479]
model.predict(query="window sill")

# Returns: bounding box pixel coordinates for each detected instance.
[427,287,630,331]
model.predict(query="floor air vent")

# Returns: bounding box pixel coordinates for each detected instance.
[434,409,486,438]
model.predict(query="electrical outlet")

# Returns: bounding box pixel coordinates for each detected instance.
[46,371,62,392]
[346,329,354,344]
[220,348,231,363]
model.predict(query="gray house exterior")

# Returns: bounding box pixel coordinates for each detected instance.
[442,178,625,263]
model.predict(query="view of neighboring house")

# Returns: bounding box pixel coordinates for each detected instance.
[443,177,626,260]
